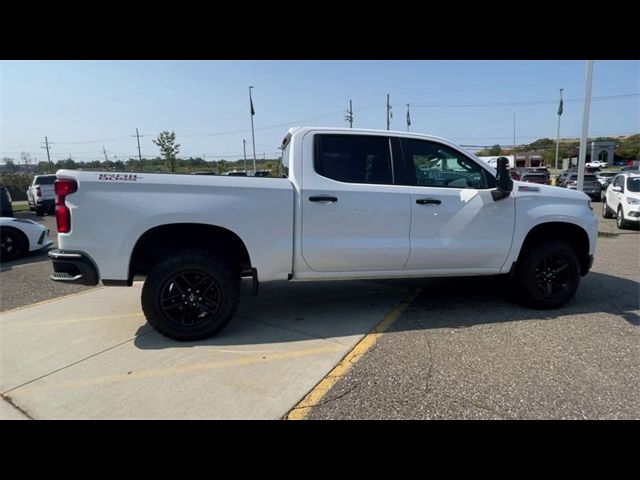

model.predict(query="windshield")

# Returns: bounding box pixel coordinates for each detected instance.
[628,177,640,193]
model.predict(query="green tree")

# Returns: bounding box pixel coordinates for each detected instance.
[153,131,180,173]
[488,144,501,155]
[2,157,17,173]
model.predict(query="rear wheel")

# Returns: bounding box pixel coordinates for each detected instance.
[35,205,44,216]
[0,227,28,262]
[141,250,240,341]
[514,240,580,309]
[602,198,614,218]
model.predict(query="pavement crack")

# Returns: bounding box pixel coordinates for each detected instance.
[1,393,34,420]
[1,331,153,395]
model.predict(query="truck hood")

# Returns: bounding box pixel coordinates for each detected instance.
[512,180,590,203]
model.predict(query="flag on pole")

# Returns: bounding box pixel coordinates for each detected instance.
[406,104,411,127]
[250,97,255,116]
[557,97,563,116]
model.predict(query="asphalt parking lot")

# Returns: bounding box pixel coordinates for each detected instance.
[0,212,92,312]
[1,207,639,419]
[306,232,640,419]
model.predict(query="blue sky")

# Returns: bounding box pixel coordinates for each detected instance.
[1,60,638,163]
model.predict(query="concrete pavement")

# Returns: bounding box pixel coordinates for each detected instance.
[0,279,410,419]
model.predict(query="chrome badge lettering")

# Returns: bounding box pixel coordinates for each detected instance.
[98,173,141,181]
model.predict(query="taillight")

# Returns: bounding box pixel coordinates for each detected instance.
[55,179,77,233]
[36,186,42,197]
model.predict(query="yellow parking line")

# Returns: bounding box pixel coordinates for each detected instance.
[285,287,422,420]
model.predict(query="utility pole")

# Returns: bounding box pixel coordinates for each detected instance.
[102,147,109,162]
[345,100,353,128]
[513,113,516,167]
[249,86,257,175]
[577,61,594,193]
[555,88,564,170]
[243,139,248,173]
[132,128,143,172]
[386,94,392,130]
[41,136,52,167]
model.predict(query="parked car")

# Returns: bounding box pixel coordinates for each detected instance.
[0,184,14,217]
[509,168,524,180]
[49,127,598,341]
[0,217,53,262]
[26,174,57,216]
[520,172,549,185]
[223,171,248,176]
[586,160,607,168]
[596,172,618,199]
[559,173,602,200]
[601,173,640,229]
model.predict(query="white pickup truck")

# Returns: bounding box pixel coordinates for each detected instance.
[27,174,57,216]
[49,127,598,341]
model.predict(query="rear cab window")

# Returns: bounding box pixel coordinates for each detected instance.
[314,135,393,185]
[34,175,56,185]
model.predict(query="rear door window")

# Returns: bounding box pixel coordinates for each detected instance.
[314,135,393,185]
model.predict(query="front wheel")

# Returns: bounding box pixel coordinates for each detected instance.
[514,240,580,309]
[35,206,44,216]
[141,250,240,341]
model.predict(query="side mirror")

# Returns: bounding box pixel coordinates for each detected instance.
[612,186,622,193]
[492,157,513,201]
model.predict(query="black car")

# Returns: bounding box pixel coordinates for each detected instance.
[0,184,14,217]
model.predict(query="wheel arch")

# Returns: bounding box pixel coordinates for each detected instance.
[128,223,252,284]
[516,222,591,276]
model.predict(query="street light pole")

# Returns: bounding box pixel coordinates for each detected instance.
[577,62,594,193]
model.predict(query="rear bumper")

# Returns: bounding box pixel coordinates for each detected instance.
[48,249,99,285]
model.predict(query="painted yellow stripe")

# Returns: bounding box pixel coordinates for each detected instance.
[285,287,422,420]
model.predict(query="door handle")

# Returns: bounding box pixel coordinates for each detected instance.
[309,196,338,203]
[416,198,441,205]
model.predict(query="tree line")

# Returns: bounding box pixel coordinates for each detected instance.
[475,134,640,164]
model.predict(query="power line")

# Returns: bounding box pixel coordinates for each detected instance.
[409,93,638,108]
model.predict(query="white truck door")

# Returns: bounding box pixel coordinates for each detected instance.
[401,138,515,271]
[301,133,411,272]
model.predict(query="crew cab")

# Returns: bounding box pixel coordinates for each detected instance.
[27,174,57,216]
[49,127,598,341]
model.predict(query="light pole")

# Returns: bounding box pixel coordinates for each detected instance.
[577,61,594,193]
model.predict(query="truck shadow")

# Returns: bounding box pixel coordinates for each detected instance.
[133,271,639,350]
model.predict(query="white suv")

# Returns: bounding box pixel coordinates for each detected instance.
[602,173,640,229]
